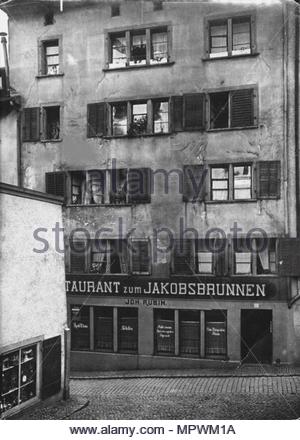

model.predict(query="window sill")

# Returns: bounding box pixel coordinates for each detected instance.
[103,61,175,72]
[66,203,132,207]
[40,139,62,143]
[36,73,64,79]
[103,132,171,139]
[205,199,257,204]
[207,125,258,132]
[202,52,260,62]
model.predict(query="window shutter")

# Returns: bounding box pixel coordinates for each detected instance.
[183,93,205,130]
[45,172,66,198]
[183,165,207,202]
[257,161,281,199]
[70,241,87,273]
[41,336,61,399]
[131,240,151,274]
[128,168,151,204]
[173,240,194,274]
[172,96,183,132]
[87,103,107,137]
[231,88,254,127]
[278,238,300,276]
[23,107,40,141]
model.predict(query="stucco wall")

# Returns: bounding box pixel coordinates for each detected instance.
[0,109,18,186]
[4,0,297,239]
[0,192,66,347]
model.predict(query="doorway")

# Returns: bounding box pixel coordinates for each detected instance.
[241,309,272,363]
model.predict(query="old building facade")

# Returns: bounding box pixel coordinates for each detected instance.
[1,0,300,371]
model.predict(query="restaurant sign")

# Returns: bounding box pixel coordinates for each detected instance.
[66,276,287,301]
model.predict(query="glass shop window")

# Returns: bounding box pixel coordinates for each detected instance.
[71,305,90,351]
[179,310,200,357]
[112,102,128,136]
[205,310,227,357]
[94,307,113,352]
[118,308,138,353]
[0,345,37,414]
[155,309,175,355]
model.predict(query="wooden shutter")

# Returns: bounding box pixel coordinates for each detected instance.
[278,238,300,276]
[131,240,151,274]
[128,168,151,204]
[41,336,61,399]
[183,165,206,202]
[173,239,194,274]
[45,172,66,198]
[87,103,107,137]
[231,88,254,127]
[172,96,183,132]
[70,240,87,273]
[183,94,205,130]
[257,161,281,199]
[23,108,40,141]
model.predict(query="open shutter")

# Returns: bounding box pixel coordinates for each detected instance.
[183,93,205,130]
[45,172,66,198]
[131,240,151,274]
[173,239,194,274]
[278,238,300,276]
[70,240,87,273]
[183,165,207,202]
[41,336,61,399]
[171,96,183,132]
[257,161,281,199]
[87,103,107,137]
[231,88,254,127]
[128,168,151,204]
[23,108,40,141]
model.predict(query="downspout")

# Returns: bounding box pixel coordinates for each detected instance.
[0,33,9,90]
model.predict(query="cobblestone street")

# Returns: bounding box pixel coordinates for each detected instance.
[68,374,300,420]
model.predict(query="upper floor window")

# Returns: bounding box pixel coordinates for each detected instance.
[206,14,256,59]
[22,105,61,142]
[211,164,253,201]
[107,25,171,69]
[111,4,120,17]
[38,37,62,76]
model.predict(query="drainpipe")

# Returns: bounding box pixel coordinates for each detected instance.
[295,1,300,237]
[0,32,9,91]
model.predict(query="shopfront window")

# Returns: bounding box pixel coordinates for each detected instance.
[71,305,90,351]
[155,309,175,355]
[205,310,227,357]
[179,311,200,357]
[0,345,37,414]
[118,308,138,353]
[94,307,113,352]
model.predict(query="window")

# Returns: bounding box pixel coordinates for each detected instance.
[211,166,229,201]
[179,311,200,357]
[43,106,60,140]
[210,163,252,201]
[172,239,194,275]
[209,88,256,129]
[94,307,113,351]
[70,170,105,205]
[197,239,227,275]
[256,238,277,275]
[153,100,169,133]
[131,239,151,274]
[207,15,254,58]
[112,102,127,136]
[111,4,120,17]
[107,25,170,69]
[40,39,61,75]
[89,240,128,275]
[233,238,252,275]
[205,311,227,356]
[110,168,128,204]
[118,308,138,353]
[131,102,148,134]
[1,345,37,414]
[155,309,175,355]
[71,306,90,351]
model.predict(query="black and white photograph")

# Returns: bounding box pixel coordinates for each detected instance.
[0,0,300,435]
